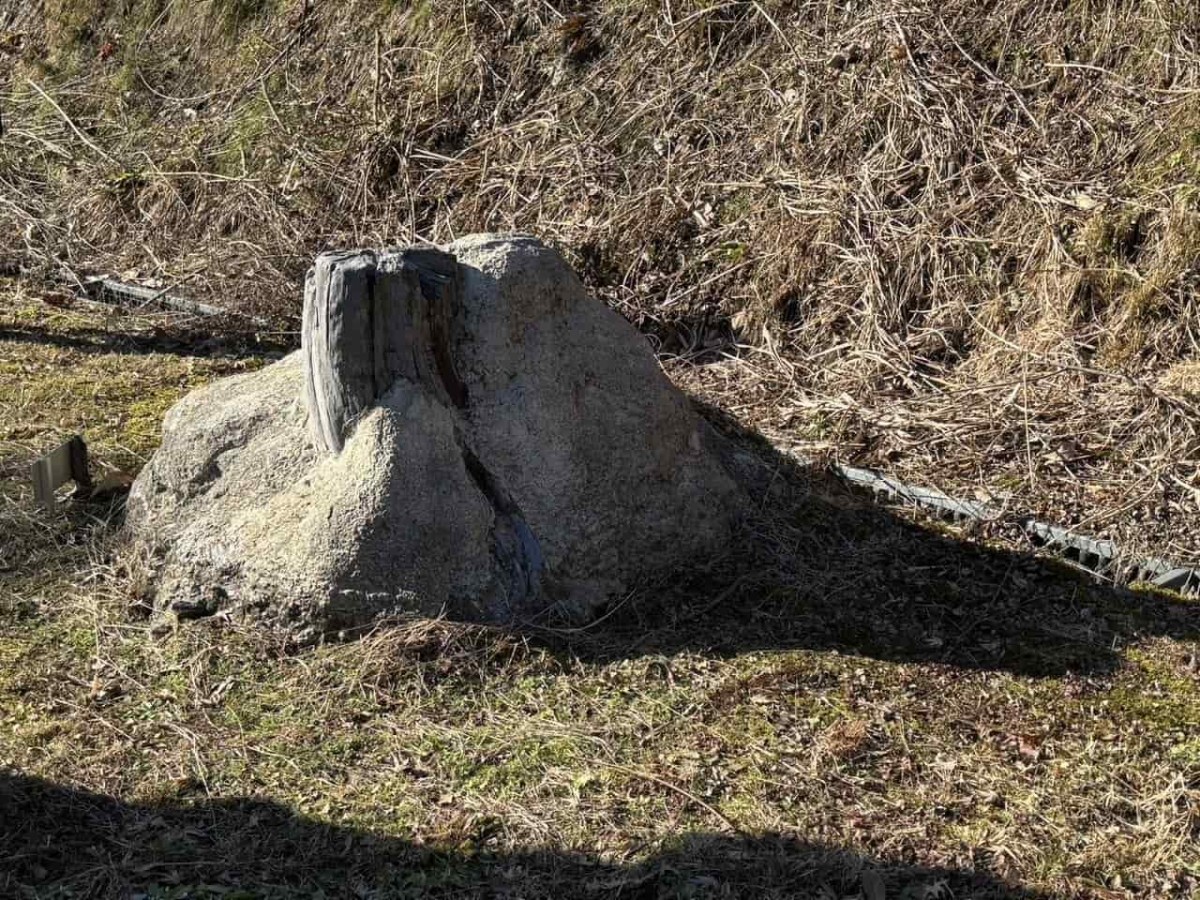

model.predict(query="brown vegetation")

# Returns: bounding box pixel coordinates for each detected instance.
[3,0,1200,561]
[3,5,1200,896]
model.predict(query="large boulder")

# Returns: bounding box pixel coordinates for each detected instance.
[127,235,743,638]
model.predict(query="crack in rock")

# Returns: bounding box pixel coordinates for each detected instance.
[458,442,545,621]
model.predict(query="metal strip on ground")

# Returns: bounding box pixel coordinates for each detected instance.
[831,462,1200,597]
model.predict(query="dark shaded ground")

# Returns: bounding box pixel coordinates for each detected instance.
[0,770,1046,899]
[0,320,291,358]
[548,401,1200,680]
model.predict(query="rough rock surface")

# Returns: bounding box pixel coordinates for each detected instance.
[127,234,743,636]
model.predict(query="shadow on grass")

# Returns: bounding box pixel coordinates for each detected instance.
[0,323,289,359]
[543,400,1200,679]
[1,770,1046,899]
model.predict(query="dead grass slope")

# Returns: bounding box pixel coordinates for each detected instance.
[1,0,1200,560]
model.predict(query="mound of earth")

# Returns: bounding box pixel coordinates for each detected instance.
[127,234,743,638]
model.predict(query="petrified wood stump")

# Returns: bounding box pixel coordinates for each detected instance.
[302,248,466,453]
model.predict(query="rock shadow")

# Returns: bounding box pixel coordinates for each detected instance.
[542,398,1200,679]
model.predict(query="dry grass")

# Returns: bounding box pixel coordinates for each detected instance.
[2,0,1200,568]
[3,289,1200,899]
[3,2,1200,896]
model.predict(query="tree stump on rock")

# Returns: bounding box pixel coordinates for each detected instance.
[302,248,466,453]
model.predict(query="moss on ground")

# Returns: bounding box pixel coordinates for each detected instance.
[0,288,263,473]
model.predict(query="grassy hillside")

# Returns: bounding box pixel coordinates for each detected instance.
[2,5,1200,897]
[2,0,1200,559]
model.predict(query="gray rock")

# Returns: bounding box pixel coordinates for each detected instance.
[127,234,743,637]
